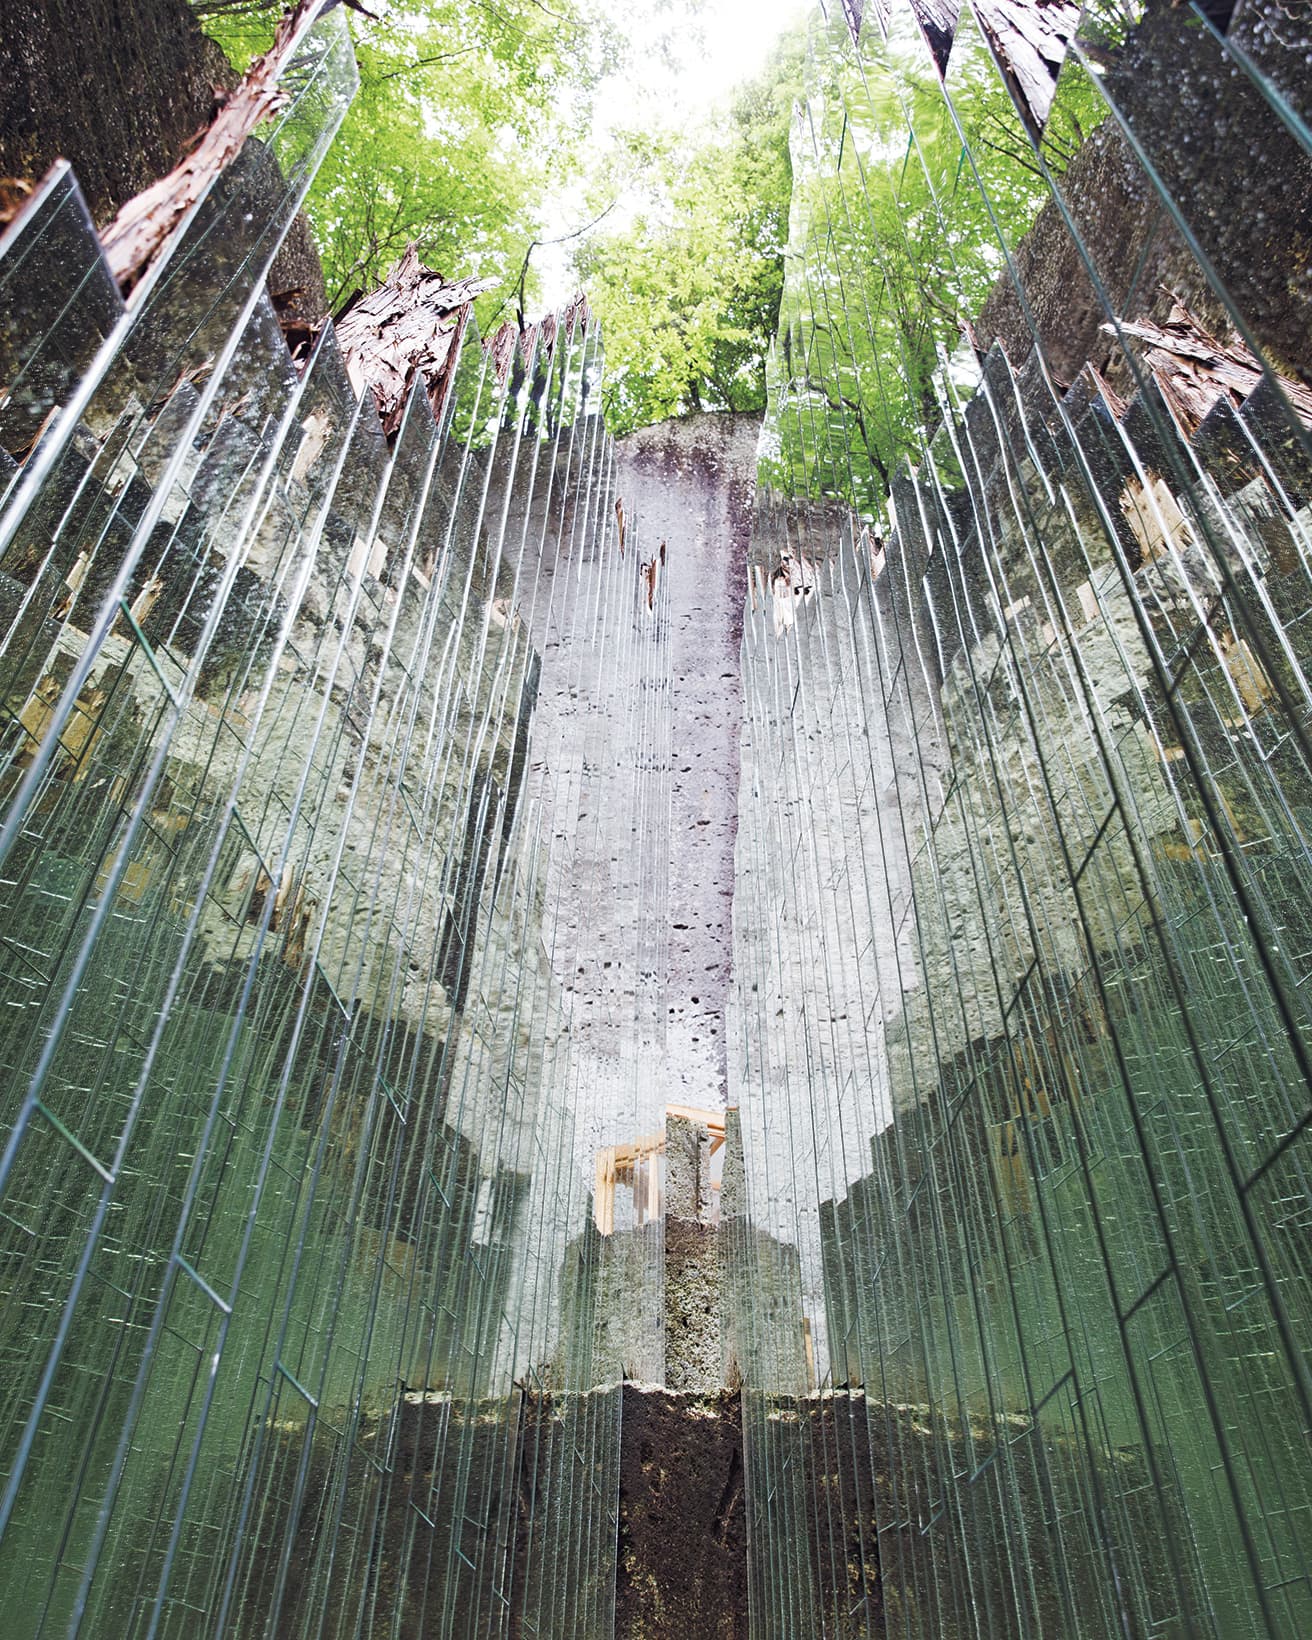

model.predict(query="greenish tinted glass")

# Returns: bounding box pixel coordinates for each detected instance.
[732,2,1312,1636]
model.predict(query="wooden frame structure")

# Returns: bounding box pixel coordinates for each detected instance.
[593,1105,726,1236]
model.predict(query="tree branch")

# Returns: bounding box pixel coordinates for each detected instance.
[374,47,480,81]
[511,197,619,328]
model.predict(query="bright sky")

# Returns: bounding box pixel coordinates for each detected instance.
[533,0,814,307]
[656,0,814,119]
[585,0,814,146]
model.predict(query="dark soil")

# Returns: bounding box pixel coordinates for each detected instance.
[616,1385,747,1640]
[247,1385,747,1638]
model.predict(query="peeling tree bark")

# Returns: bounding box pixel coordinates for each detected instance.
[484,292,590,386]
[910,0,963,76]
[0,178,36,230]
[99,0,325,297]
[335,245,495,435]
[970,0,1080,138]
[1107,303,1312,436]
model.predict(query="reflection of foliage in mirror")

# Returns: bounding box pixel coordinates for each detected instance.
[443,310,599,459]
[193,0,1104,480]
[198,0,624,324]
[573,30,805,436]
[761,7,1105,516]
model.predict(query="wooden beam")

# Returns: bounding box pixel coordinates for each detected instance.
[594,1147,615,1237]
[665,1102,726,1138]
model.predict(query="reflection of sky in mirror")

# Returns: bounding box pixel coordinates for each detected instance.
[654,0,813,120]
[536,0,813,308]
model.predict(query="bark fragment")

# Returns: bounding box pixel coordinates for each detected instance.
[911,0,963,76]
[971,0,1080,137]
[335,245,494,435]
[0,177,35,229]
[1107,303,1312,436]
[98,0,324,296]
[484,292,590,385]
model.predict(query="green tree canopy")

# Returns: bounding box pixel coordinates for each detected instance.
[761,4,1105,515]
[572,30,805,436]
[197,0,1105,487]
[200,0,623,319]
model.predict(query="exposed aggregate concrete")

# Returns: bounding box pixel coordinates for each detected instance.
[616,414,760,1108]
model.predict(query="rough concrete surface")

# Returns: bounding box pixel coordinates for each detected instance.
[663,1218,725,1393]
[615,414,760,1108]
[665,1112,713,1222]
[978,8,1312,388]
[1,0,233,222]
[0,0,328,320]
